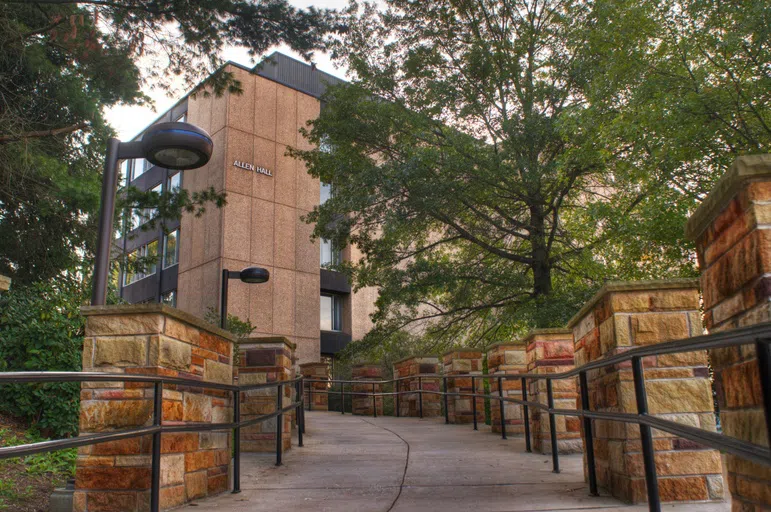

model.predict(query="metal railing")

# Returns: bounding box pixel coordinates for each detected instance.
[305,321,771,512]
[0,372,306,512]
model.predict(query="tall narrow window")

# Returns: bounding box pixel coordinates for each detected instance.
[320,239,342,267]
[320,182,332,205]
[131,158,152,181]
[161,290,177,307]
[163,229,179,268]
[320,294,342,331]
[167,172,181,192]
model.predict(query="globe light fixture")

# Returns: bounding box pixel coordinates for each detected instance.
[91,122,214,305]
[220,267,270,328]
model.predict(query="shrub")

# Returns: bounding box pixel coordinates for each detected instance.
[0,280,85,438]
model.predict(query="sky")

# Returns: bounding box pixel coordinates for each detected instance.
[104,0,349,140]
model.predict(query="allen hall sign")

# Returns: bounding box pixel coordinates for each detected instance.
[233,160,272,177]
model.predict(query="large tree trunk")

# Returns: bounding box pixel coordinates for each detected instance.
[529,204,553,298]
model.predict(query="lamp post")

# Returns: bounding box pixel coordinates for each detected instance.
[220,267,270,329]
[91,122,214,306]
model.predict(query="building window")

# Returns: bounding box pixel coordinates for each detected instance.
[130,183,161,230]
[119,160,131,188]
[167,172,181,192]
[161,290,177,307]
[320,239,342,267]
[131,158,153,181]
[123,240,158,285]
[176,112,187,123]
[320,181,332,205]
[320,294,342,331]
[163,229,179,268]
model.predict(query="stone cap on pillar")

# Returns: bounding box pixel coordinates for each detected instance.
[485,340,526,352]
[80,303,237,342]
[299,361,330,379]
[352,363,383,379]
[686,154,771,241]
[239,336,296,351]
[521,328,572,344]
[566,279,700,330]
[392,354,439,365]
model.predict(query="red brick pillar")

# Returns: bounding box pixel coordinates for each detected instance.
[524,329,581,454]
[487,342,527,434]
[568,281,724,504]
[393,356,441,417]
[299,362,329,411]
[442,350,483,424]
[75,304,234,511]
[686,154,771,511]
[237,337,294,453]
[351,364,383,416]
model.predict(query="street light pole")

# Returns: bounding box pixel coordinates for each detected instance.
[220,267,270,329]
[90,122,213,306]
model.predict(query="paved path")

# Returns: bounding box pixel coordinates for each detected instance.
[181,412,730,512]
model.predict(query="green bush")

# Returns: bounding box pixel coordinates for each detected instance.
[0,280,85,438]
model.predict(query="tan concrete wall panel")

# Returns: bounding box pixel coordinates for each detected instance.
[254,77,277,141]
[250,198,274,266]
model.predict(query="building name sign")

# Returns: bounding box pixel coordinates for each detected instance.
[233,160,272,177]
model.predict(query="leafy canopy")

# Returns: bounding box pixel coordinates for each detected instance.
[293,0,770,352]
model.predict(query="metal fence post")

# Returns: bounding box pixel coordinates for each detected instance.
[308,379,312,412]
[341,382,345,415]
[150,381,163,512]
[756,339,771,449]
[276,382,283,466]
[300,378,306,435]
[232,388,241,493]
[521,377,531,453]
[546,379,560,473]
[632,356,660,512]
[443,376,449,424]
[396,379,400,418]
[372,382,377,418]
[472,376,478,431]
[295,380,303,447]
[418,377,424,418]
[498,376,507,440]
[579,371,598,496]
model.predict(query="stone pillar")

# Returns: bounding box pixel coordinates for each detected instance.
[442,350,483,424]
[75,304,235,511]
[568,280,724,504]
[487,342,527,434]
[524,329,582,454]
[393,356,441,417]
[686,154,771,511]
[237,337,294,453]
[299,362,329,411]
[0,274,10,294]
[351,364,383,416]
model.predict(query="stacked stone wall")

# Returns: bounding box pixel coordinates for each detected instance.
[686,154,771,511]
[524,329,581,454]
[351,364,383,416]
[393,356,440,417]
[300,362,329,411]
[237,337,294,452]
[568,282,724,504]
[442,350,483,424]
[487,343,527,434]
[75,304,234,511]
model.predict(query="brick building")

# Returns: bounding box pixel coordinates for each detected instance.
[115,53,378,365]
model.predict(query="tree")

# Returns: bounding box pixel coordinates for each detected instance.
[292,0,769,350]
[0,0,339,285]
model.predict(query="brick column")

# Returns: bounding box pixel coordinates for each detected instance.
[686,154,771,511]
[299,362,329,411]
[75,304,234,511]
[568,280,724,504]
[442,350,483,424]
[487,342,527,434]
[524,329,582,454]
[393,356,441,417]
[237,337,294,453]
[351,364,383,416]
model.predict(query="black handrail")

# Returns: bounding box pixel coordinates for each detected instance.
[304,321,771,512]
[0,372,306,511]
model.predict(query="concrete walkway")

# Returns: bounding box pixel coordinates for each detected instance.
[181,412,730,512]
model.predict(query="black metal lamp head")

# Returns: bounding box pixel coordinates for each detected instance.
[239,267,270,284]
[142,122,213,170]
